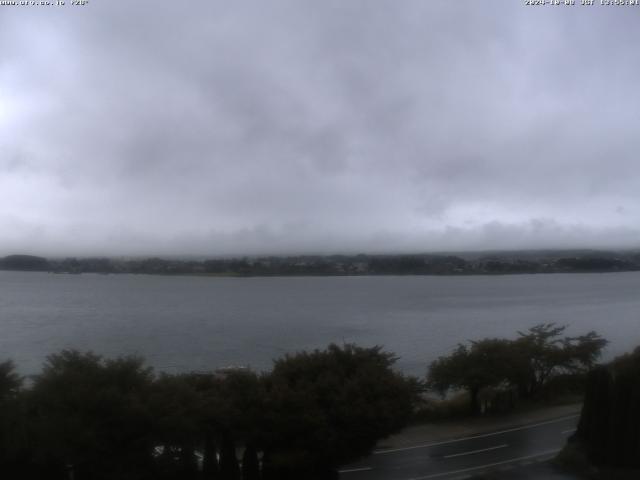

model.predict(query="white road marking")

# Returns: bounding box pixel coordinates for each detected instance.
[407,448,561,479]
[561,428,576,435]
[374,414,579,455]
[443,444,508,459]
[338,466,373,474]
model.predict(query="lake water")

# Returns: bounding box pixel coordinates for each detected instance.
[1,271,639,376]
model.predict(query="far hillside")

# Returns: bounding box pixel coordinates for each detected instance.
[0,255,50,271]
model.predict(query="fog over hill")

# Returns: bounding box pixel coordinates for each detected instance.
[2,1,640,256]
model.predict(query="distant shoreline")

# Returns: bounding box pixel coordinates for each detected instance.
[2,250,639,277]
[33,269,640,278]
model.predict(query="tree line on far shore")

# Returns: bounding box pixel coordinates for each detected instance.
[2,250,640,277]
[0,324,609,480]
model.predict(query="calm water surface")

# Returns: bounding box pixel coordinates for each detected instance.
[1,271,639,375]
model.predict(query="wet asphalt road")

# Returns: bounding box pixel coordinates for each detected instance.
[339,415,580,480]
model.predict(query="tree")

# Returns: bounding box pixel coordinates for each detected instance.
[427,324,608,414]
[575,346,640,468]
[213,370,264,480]
[148,373,204,480]
[202,432,220,479]
[147,368,267,480]
[0,360,21,400]
[513,324,607,398]
[219,432,240,480]
[261,344,419,478]
[29,350,155,480]
[427,339,515,415]
[241,444,260,480]
[0,360,25,477]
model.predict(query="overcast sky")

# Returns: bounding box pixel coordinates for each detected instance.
[1,1,639,256]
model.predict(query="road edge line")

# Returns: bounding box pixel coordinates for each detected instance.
[408,448,561,479]
[374,414,579,454]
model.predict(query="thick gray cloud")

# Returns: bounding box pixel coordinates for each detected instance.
[1,0,639,256]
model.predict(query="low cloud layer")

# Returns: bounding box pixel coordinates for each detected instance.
[1,1,639,256]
